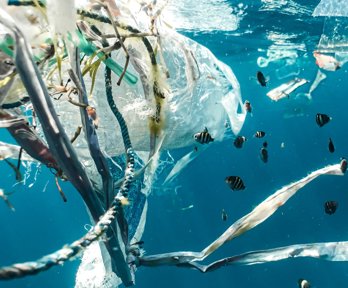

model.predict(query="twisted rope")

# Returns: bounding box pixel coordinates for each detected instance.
[0,207,117,280]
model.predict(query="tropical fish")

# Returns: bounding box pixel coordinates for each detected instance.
[194,127,214,144]
[244,100,252,113]
[262,141,268,148]
[254,131,265,138]
[340,157,347,173]
[298,278,310,288]
[225,176,245,191]
[221,209,228,221]
[234,136,246,148]
[316,113,331,127]
[313,52,341,71]
[324,201,338,215]
[257,71,267,87]
[266,78,308,101]
[260,147,268,163]
[328,138,335,153]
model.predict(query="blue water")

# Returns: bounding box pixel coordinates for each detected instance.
[2,0,348,287]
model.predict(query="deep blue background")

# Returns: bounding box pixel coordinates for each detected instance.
[2,0,348,287]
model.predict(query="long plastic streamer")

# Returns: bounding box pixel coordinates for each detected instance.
[140,163,344,266]
[181,241,348,272]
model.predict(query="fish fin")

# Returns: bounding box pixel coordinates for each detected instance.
[204,127,208,132]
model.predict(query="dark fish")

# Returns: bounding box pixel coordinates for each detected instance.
[234,136,247,148]
[254,131,266,138]
[244,100,252,113]
[328,138,335,153]
[340,157,347,173]
[194,127,214,144]
[221,209,228,221]
[225,176,245,191]
[324,201,338,215]
[260,147,268,163]
[262,141,268,148]
[298,278,310,288]
[316,113,331,127]
[257,71,267,87]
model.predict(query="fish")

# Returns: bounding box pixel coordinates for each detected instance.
[324,201,338,215]
[316,113,331,127]
[298,278,311,288]
[257,71,267,87]
[263,141,268,148]
[254,131,265,138]
[328,138,335,153]
[221,209,228,221]
[194,127,214,144]
[225,176,245,191]
[234,136,247,148]
[244,100,252,113]
[313,52,341,71]
[340,157,347,173]
[260,147,268,163]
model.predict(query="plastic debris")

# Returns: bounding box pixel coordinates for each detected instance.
[267,78,309,101]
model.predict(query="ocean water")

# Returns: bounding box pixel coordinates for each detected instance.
[1,0,348,288]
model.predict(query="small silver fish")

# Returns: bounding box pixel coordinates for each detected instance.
[194,127,214,144]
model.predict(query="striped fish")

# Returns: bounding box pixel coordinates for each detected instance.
[254,131,265,138]
[324,201,338,215]
[234,136,247,148]
[194,127,214,144]
[316,113,331,127]
[225,176,245,191]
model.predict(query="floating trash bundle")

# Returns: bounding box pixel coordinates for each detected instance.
[1,1,348,288]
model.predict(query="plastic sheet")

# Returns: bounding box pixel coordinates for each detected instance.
[313,0,348,17]
[267,78,308,101]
